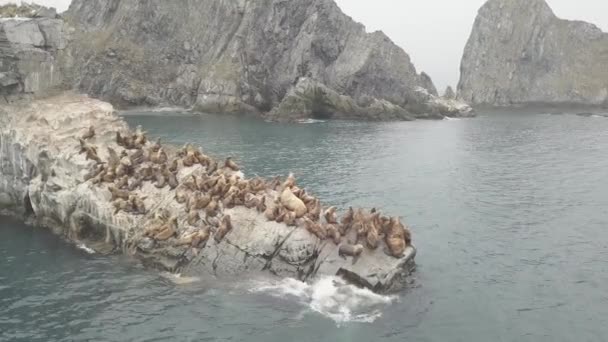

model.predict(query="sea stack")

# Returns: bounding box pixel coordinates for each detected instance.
[458,0,608,107]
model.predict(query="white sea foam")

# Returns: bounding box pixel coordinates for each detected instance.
[159,272,201,285]
[76,243,95,254]
[297,119,326,124]
[443,116,461,121]
[250,276,396,324]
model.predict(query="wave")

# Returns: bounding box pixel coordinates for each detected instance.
[297,119,326,124]
[443,116,461,121]
[159,272,202,285]
[250,276,396,324]
[76,243,95,254]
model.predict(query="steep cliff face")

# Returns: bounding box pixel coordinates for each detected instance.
[458,0,608,107]
[63,0,471,119]
[0,16,70,99]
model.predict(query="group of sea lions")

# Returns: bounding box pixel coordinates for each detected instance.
[76,124,412,259]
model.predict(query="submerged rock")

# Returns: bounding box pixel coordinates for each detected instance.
[0,94,416,293]
[458,0,608,107]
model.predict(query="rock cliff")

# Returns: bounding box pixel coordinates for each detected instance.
[0,15,70,100]
[458,0,608,107]
[62,0,472,120]
[0,94,416,292]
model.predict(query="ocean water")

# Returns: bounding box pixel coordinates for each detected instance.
[2,110,608,341]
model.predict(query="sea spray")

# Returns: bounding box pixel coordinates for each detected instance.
[250,276,396,324]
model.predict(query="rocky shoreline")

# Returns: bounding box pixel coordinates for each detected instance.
[0,94,416,293]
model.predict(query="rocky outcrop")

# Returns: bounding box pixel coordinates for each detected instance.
[443,86,456,100]
[0,15,70,99]
[459,0,608,107]
[62,0,472,120]
[0,94,416,292]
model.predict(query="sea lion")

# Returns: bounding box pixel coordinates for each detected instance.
[154,217,178,241]
[84,164,104,181]
[207,160,218,175]
[224,157,240,171]
[85,147,102,164]
[192,226,211,247]
[325,224,341,245]
[214,215,233,243]
[257,196,267,213]
[134,126,147,146]
[283,173,296,189]
[151,138,162,153]
[280,188,307,218]
[109,186,129,201]
[338,244,364,258]
[275,208,286,223]
[284,210,297,226]
[116,132,125,147]
[192,193,212,211]
[166,172,178,189]
[82,126,95,140]
[244,193,260,209]
[107,147,120,169]
[324,206,338,224]
[264,205,279,221]
[175,186,189,204]
[154,170,166,188]
[113,199,132,214]
[205,199,219,218]
[292,187,305,199]
[353,208,368,243]
[340,207,354,234]
[366,221,380,249]
[115,175,129,190]
[268,176,282,191]
[303,217,327,240]
[168,159,179,173]
[130,195,147,215]
[187,210,201,226]
[384,217,407,258]
[128,175,143,191]
[102,170,116,183]
[306,199,321,221]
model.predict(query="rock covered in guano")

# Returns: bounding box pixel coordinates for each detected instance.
[458,0,608,107]
[0,94,416,292]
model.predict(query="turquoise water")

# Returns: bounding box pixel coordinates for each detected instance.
[2,110,608,341]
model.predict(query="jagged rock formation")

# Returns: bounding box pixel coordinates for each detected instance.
[62,0,472,120]
[0,94,416,292]
[459,0,608,107]
[443,86,456,100]
[0,13,69,99]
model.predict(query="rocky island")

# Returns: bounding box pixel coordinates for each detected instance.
[458,0,608,107]
[0,94,417,293]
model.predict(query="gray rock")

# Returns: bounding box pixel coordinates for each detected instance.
[63,0,472,119]
[0,94,417,293]
[458,0,608,106]
[443,86,456,100]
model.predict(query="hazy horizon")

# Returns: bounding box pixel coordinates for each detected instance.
[2,0,607,94]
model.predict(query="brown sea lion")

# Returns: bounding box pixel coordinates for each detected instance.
[338,244,364,258]
[366,221,380,249]
[306,199,321,221]
[109,186,129,201]
[167,172,179,190]
[325,224,341,245]
[384,217,407,258]
[339,207,354,235]
[154,168,167,188]
[151,138,162,153]
[154,217,178,241]
[115,175,129,190]
[283,210,297,226]
[244,193,260,209]
[264,205,279,221]
[82,126,95,140]
[116,132,126,147]
[192,226,211,247]
[224,157,240,171]
[283,173,296,189]
[130,195,147,215]
[303,217,327,240]
[85,148,102,164]
[324,206,338,224]
[128,175,143,191]
[113,199,132,214]
[280,188,307,218]
[101,170,116,183]
[214,215,233,243]
[168,159,179,173]
[205,199,219,218]
[134,127,147,146]
[175,186,189,204]
[257,196,267,213]
[207,160,218,175]
[187,210,201,226]
[268,176,282,191]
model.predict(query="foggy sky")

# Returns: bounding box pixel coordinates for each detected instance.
[3,0,607,93]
